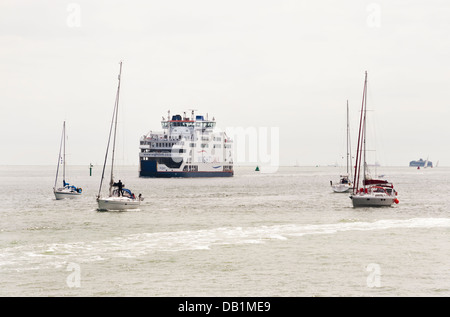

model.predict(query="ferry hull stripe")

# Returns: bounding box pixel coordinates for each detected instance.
[139,171,233,178]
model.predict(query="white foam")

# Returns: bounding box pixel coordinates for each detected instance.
[1,218,449,272]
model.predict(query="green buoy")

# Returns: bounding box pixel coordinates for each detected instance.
[255,166,260,171]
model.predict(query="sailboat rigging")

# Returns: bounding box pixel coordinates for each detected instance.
[349,71,399,207]
[331,101,353,193]
[53,121,82,200]
[96,61,142,211]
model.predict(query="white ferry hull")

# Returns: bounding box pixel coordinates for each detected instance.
[97,197,140,211]
[54,190,81,200]
[350,194,396,207]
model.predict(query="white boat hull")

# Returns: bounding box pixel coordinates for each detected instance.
[350,194,396,207]
[97,197,140,211]
[332,184,352,193]
[54,190,82,200]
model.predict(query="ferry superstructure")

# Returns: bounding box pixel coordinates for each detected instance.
[409,158,432,168]
[139,110,233,177]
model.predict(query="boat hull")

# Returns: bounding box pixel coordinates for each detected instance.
[97,197,140,211]
[350,194,396,207]
[139,160,233,178]
[140,170,234,178]
[54,190,82,200]
[332,184,352,193]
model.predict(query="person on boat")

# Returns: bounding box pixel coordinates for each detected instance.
[113,180,124,196]
[118,180,124,196]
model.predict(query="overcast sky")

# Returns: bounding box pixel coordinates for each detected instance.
[1,0,449,167]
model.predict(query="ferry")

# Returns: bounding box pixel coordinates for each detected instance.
[139,110,234,177]
[409,158,432,168]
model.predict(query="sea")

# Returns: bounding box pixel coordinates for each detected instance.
[0,165,449,297]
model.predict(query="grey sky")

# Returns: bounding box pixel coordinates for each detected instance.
[1,0,449,167]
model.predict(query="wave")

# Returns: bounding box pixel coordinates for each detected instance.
[0,217,449,272]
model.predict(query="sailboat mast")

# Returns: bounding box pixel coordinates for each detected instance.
[353,72,367,193]
[347,101,353,181]
[362,71,368,189]
[98,62,123,199]
[346,101,349,175]
[54,122,64,189]
[63,121,66,184]
[109,61,122,195]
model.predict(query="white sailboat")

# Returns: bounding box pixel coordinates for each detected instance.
[331,101,354,193]
[96,62,142,211]
[349,71,399,207]
[53,121,82,200]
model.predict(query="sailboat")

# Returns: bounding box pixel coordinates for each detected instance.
[349,71,399,207]
[53,121,82,200]
[96,62,142,211]
[423,157,429,169]
[331,101,353,193]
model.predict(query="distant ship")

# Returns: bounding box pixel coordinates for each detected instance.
[409,158,432,168]
[139,110,234,177]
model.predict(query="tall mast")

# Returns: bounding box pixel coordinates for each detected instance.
[98,62,123,199]
[346,100,349,175]
[347,101,353,181]
[109,61,122,195]
[353,71,367,194]
[54,121,64,189]
[63,121,66,184]
[362,71,368,188]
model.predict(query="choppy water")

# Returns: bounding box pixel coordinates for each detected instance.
[0,165,449,296]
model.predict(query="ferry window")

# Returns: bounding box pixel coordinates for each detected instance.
[202,122,215,129]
